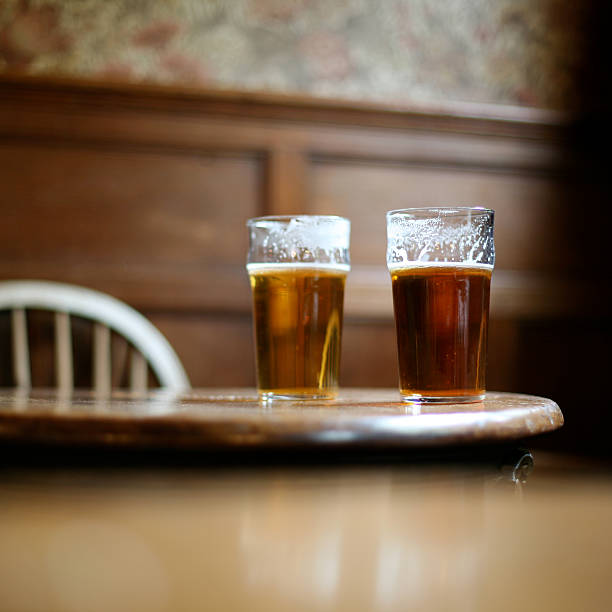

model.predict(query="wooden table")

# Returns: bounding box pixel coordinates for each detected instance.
[1,389,610,612]
[0,388,562,448]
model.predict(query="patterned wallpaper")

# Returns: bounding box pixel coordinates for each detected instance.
[0,0,586,110]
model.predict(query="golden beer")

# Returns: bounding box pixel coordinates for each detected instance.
[248,263,347,399]
[391,263,492,402]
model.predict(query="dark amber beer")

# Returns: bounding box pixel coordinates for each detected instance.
[387,206,495,403]
[248,263,348,399]
[391,263,492,401]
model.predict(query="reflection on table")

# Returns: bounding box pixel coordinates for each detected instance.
[1,444,611,612]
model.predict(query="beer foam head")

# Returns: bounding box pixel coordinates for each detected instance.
[247,215,351,266]
[386,207,495,268]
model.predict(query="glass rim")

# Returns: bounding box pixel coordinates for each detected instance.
[247,214,350,227]
[387,207,494,219]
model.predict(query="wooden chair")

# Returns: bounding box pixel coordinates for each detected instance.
[0,280,190,393]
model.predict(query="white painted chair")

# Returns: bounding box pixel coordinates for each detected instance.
[0,280,190,393]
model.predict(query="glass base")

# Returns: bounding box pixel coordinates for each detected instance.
[259,390,338,401]
[400,392,485,405]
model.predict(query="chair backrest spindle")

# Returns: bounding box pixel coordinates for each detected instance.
[130,350,148,394]
[54,311,73,392]
[93,322,112,395]
[11,308,31,388]
[1,281,190,392]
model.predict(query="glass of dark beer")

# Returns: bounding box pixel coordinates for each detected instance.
[247,215,351,400]
[386,207,495,403]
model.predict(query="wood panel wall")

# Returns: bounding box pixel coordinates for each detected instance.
[0,76,606,451]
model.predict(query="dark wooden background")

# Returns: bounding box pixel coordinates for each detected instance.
[0,75,609,452]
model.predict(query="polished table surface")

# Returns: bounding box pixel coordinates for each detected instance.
[0,388,562,448]
[0,390,609,612]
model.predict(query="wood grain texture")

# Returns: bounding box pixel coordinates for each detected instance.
[0,74,567,138]
[147,313,255,388]
[266,148,309,215]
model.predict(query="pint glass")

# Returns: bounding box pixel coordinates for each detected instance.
[386,208,495,403]
[247,215,351,400]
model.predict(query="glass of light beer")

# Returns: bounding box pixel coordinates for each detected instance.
[247,215,351,400]
[386,207,495,403]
